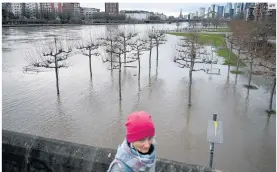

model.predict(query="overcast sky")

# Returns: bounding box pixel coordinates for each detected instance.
[80,3,223,17]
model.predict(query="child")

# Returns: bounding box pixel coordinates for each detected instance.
[108,111,156,172]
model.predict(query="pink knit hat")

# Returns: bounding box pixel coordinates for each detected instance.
[125,111,155,143]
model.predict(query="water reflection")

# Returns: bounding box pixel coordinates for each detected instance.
[110,70,115,87]
[148,70,160,99]
[54,95,75,139]
[244,88,250,114]
[185,106,192,127]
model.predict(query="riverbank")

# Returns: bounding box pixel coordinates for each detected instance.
[2,23,145,27]
[167,32,244,67]
[2,21,175,27]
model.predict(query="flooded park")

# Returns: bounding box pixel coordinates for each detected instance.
[2,23,276,172]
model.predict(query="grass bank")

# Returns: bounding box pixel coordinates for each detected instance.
[167,32,245,67]
[201,28,231,32]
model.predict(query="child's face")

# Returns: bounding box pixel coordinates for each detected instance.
[132,136,153,153]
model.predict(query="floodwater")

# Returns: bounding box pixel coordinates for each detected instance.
[2,23,276,172]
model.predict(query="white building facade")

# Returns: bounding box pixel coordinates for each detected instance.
[81,7,100,18]
[125,12,150,20]
[24,3,39,18]
[11,3,23,16]
[40,3,52,13]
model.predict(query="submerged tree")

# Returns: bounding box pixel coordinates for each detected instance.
[224,34,237,77]
[240,22,272,89]
[99,29,117,71]
[101,33,137,100]
[229,20,249,81]
[131,37,148,84]
[152,30,167,72]
[173,34,208,106]
[117,28,138,64]
[258,42,276,114]
[76,33,100,79]
[26,37,72,95]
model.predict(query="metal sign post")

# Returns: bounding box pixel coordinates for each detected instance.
[207,113,223,168]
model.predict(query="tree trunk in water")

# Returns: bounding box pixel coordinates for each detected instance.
[55,58,60,95]
[236,49,240,72]
[156,40,159,70]
[124,38,126,64]
[227,43,232,77]
[269,78,276,111]
[188,66,192,106]
[149,39,152,78]
[110,40,113,71]
[248,59,253,86]
[138,52,141,81]
[235,49,240,82]
[119,55,122,100]
[138,53,141,90]
[54,38,60,95]
[89,49,92,79]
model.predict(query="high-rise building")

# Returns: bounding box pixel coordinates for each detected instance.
[255,3,268,21]
[62,3,80,16]
[224,3,233,18]
[179,9,183,18]
[240,3,244,14]
[11,3,24,16]
[208,7,211,18]
[230,9,234,18]
[245,5,255,21]
[199,7,205,17]
[234,3,238,14]
[244,3,251,10]
[51,3,62,13]
[217,6,224,18]
[242,3,256,18]
[212,4,216,18]
[40,3,52,14]
[105,3,119,14]
[236,3,242,15]
[24,3,40,18]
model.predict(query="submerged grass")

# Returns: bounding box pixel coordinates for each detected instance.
[168,32,245,66]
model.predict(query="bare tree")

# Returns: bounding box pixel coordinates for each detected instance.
[117,28,138,64]
[99,29,116,71]
[101,34,137,100]
[229,20,249,81]
[26,37,72,95]
[225,34,237,77]
[240,22,273,89]
[130,37,148,83]
[257,42,276,113]
[76,33,100,79]
[173,34,208,106]
[152,30,167,72]
[140,31,156,79]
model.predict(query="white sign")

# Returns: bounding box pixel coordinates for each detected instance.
[268,3,276,10]
[207,120,223,144]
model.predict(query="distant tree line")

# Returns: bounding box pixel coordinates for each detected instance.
[3,8,167,24]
